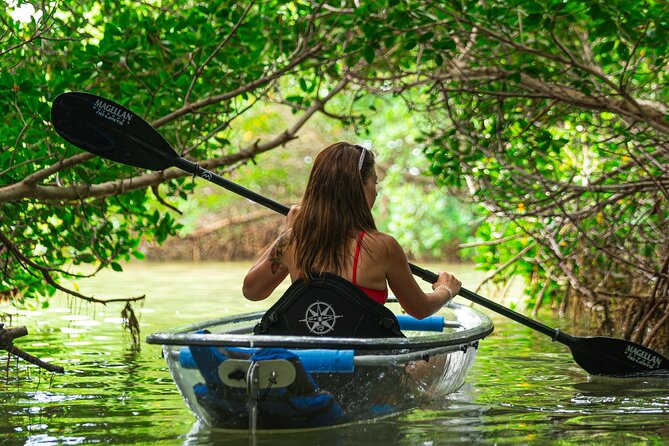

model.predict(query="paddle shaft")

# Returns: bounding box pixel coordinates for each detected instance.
[409,264,573,342]
[173,158,289,216]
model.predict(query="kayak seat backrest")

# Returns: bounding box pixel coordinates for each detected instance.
[254,273,405,338]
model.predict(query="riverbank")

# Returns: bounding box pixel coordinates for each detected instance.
[141,213,284,262]
[140,213,463,263]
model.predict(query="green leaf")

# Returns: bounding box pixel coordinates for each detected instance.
[617,43,630,60]
[403,38,418,50]
[79,254,96,263]
[419,32,435,43]
[363,45,375,64]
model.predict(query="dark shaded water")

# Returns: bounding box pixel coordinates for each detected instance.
[1,262,668,445]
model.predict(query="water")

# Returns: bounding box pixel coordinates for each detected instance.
[1,262,667,445]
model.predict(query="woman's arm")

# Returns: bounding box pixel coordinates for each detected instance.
[242,231,291,301]
[383,234,461,319]
[242,205,299,301]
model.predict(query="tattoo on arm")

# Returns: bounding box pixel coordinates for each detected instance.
[269,233,289,274]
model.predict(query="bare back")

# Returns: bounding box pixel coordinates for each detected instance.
[283,230,390,291]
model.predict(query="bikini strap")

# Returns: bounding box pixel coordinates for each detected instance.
[352,230,365,285]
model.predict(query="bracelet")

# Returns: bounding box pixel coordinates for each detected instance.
[433,284,454,300]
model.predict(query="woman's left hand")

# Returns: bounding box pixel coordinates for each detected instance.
[431,271,461,304]
[285,204,300,229]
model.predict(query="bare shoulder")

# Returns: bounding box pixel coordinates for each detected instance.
[364,231,404,258]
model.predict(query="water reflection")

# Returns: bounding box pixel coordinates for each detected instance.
[185,418,407,446]
[1,262,668,445]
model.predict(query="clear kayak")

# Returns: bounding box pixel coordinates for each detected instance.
[146,302,493,430]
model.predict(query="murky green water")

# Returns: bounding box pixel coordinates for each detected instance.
[1,262,667,445]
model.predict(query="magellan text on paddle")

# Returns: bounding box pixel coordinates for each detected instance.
[624,345,662,369]
[93,99,133,126]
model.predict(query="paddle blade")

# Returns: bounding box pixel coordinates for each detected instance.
[567,335,669,376]
[51,92,178,171]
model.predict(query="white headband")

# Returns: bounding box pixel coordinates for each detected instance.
[358,146,367,171]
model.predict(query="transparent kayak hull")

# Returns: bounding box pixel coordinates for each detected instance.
[146,303,493,430]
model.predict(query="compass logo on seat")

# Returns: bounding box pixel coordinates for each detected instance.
[300,301,343,335]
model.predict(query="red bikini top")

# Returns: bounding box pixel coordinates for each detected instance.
[352,231,388,305]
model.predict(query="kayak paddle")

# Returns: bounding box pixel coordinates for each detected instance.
[51,91,669,376]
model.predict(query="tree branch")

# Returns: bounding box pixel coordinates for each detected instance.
[1,324,64,373]
[151,43,323,128]
[0,228,145,305]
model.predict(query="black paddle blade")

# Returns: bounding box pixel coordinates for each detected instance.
[51,92,178,171]
[567,335,669,376]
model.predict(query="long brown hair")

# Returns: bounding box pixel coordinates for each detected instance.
[291,142,376,280]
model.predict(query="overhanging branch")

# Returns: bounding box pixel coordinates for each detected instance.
[1,324,64,373]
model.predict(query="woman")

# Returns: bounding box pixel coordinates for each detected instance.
[242,142,461,320]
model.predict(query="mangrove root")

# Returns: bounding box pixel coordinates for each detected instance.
[0,324,64,373]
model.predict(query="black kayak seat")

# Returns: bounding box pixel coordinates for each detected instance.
[254,273,405,338]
